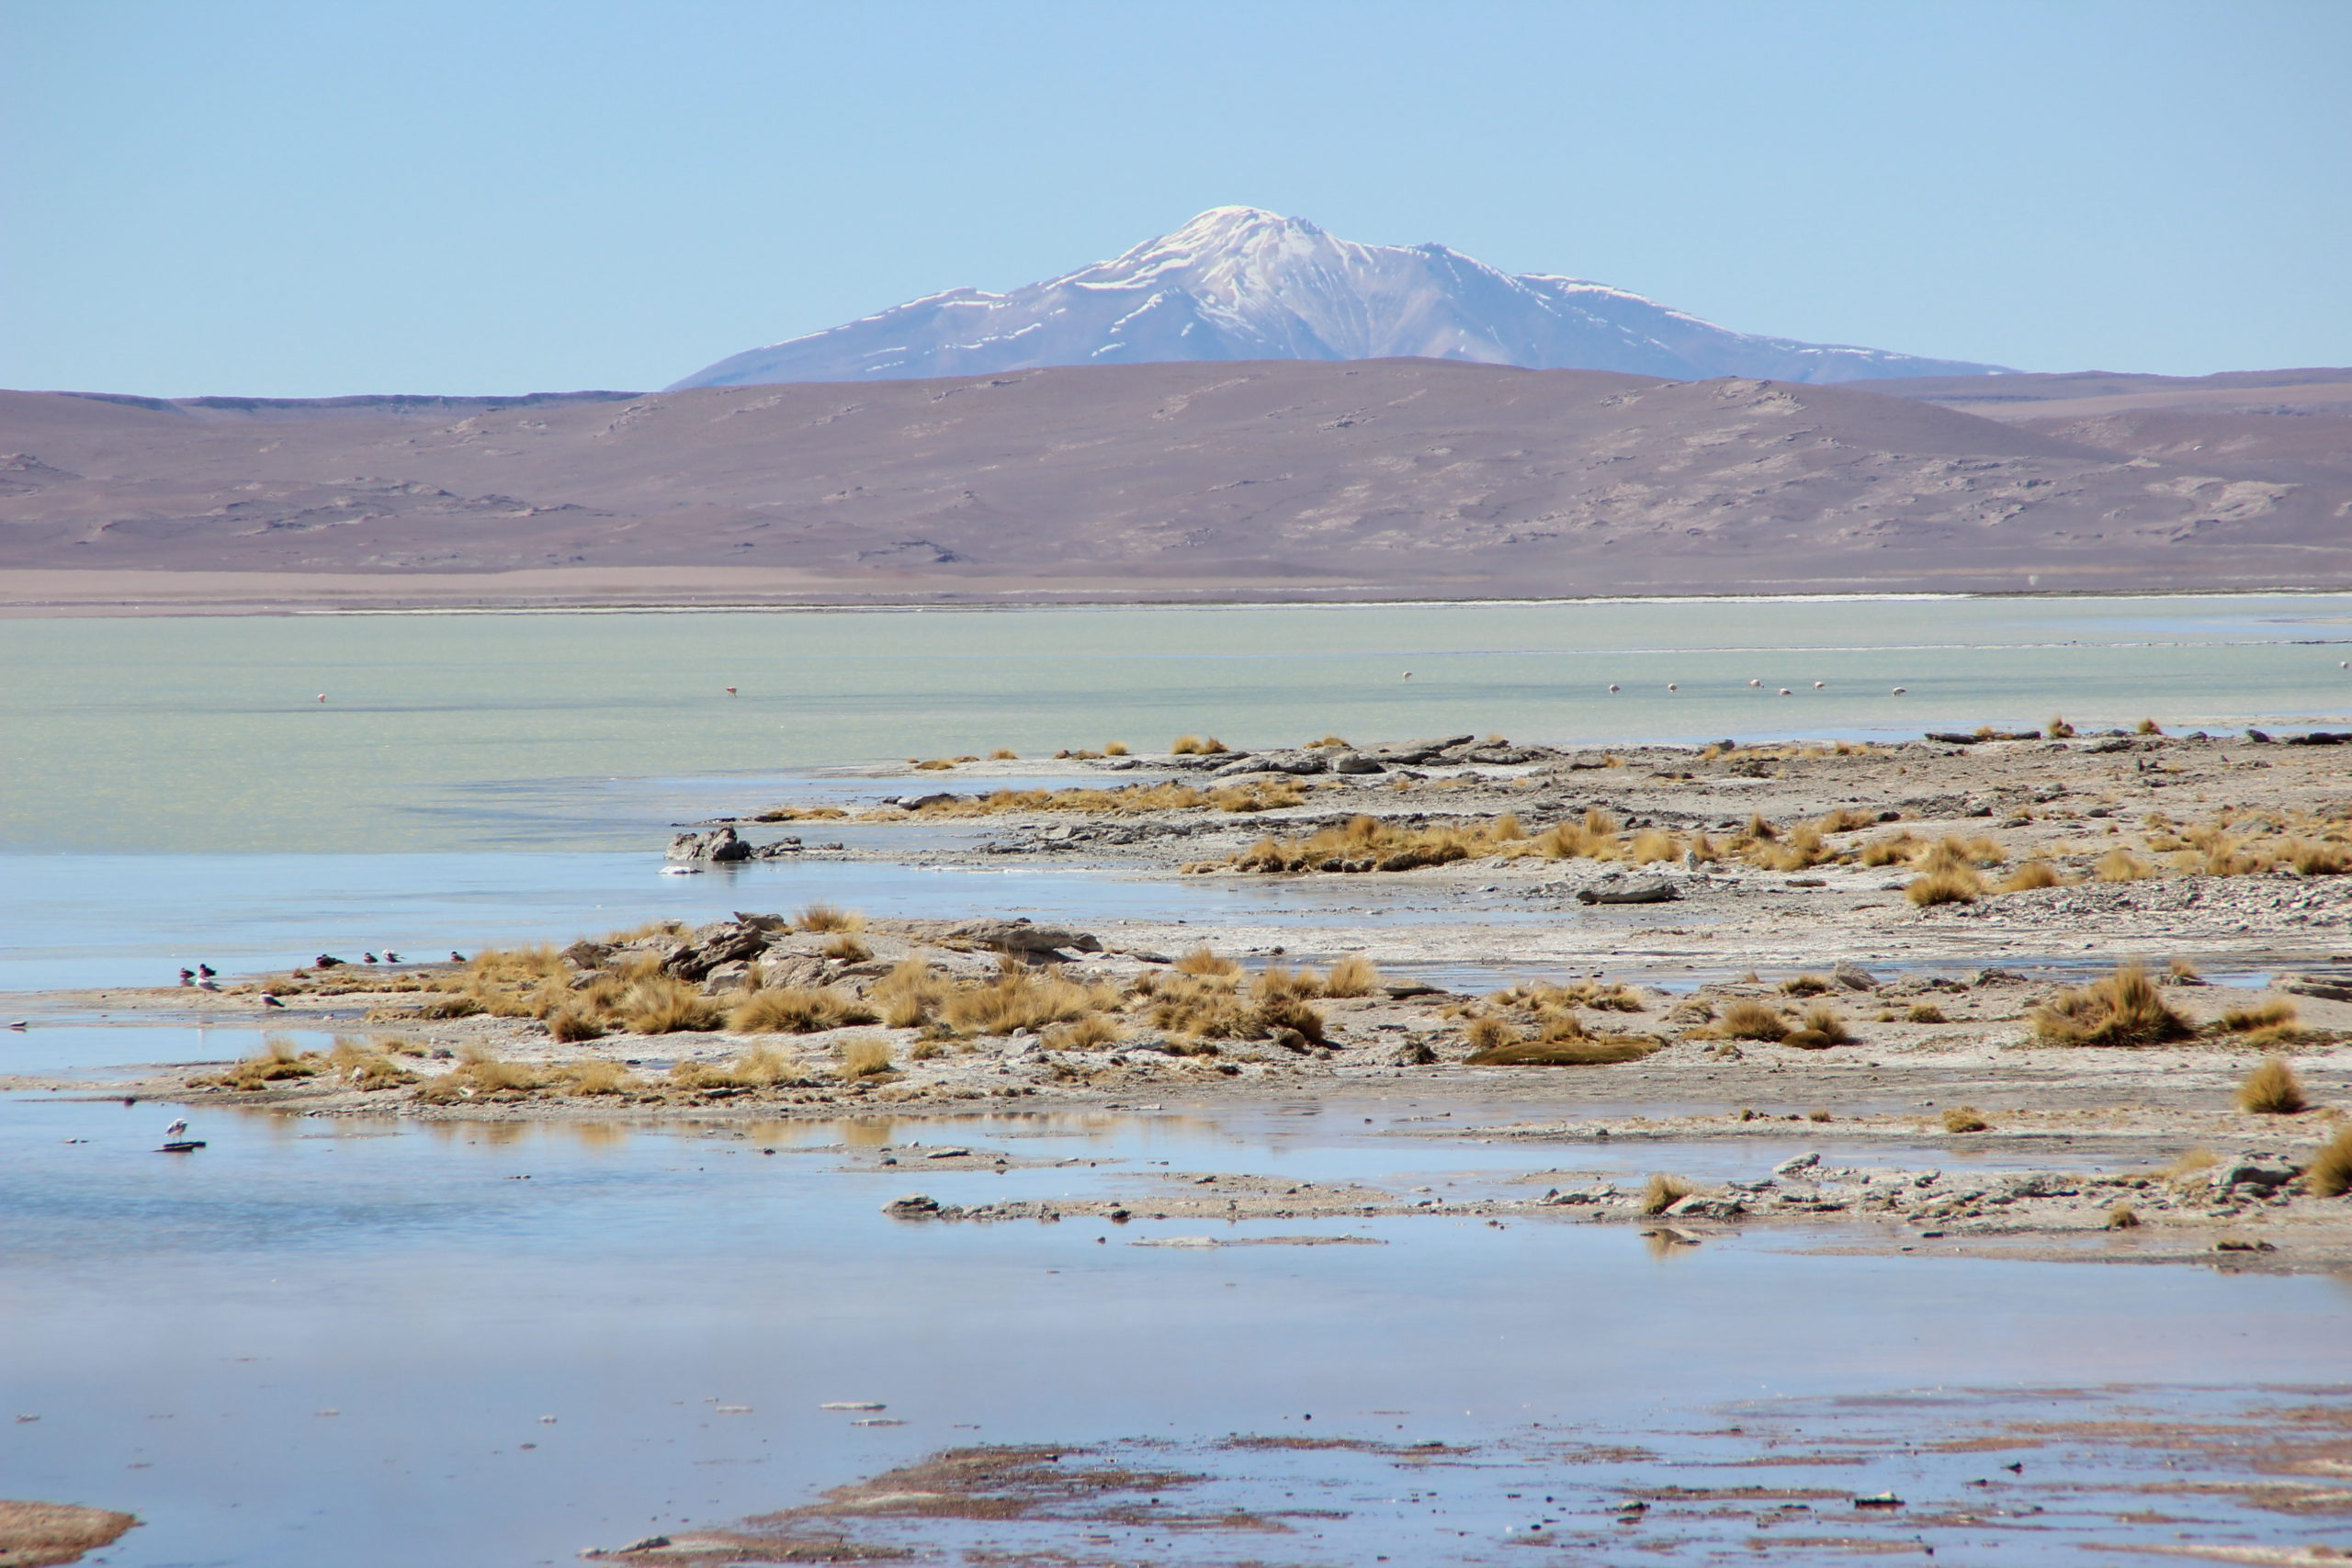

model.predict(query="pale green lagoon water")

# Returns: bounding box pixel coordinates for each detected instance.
[6,595,2350,855]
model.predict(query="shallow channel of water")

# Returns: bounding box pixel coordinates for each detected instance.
[2,1091,2342,1568]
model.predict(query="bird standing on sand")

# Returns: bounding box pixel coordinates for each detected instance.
[179,968,196,986]
[449,951,466,964]
[198,964,215,978]
[383,951,401,964]
[261,995,285,1009]
[363,953,379,964]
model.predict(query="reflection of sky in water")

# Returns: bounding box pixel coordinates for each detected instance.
[2,1091,2341,1568]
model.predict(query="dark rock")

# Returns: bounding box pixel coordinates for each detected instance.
[561,939,614,968]
[883,1194,944,1218]
[662,919,770,981]
[668,826,752,862]
[1833,961,1877,991]
[947,918,1102,956]
[1329,750,1385,773]
[1576,882,1678,905]
[2211,1154,2299,1193]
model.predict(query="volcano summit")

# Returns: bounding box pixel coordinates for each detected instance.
[674,207,2007,389]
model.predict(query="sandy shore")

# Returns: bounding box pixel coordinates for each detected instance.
[19,728,2352,1272]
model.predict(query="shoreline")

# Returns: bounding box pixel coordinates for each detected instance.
[6,569,2352,618]
[15,728,2352,1273]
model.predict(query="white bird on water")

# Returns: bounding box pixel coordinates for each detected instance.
[1401,671,1412,681]
[1607,683,1620,694]
[1814,681,1826,689]
[164,1119,188,1141]
[1747,679,1762,688]
[1666,683,1678,692]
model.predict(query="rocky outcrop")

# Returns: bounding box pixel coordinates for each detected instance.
[666,826,801,862]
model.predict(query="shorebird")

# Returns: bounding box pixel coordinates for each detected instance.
[1607,683,1620,694]
[383,951,401,964]
[164,1119,188,1141]
[1892,686,1907,694]
[363,953,379,964]
[179,968,196,985]
[1401,671,1412,681]
[261,995,285,1008]
[198,964,215,978]
[1813,681,1826,689]
[1748,679,1762,688]
[725,685,738,694]
[1666,683,1678,692]
[1779,688,1792,695]
[316,694,326,703]
[449,951,466,964]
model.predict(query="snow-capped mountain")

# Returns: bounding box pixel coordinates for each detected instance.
[673,207,2006,389]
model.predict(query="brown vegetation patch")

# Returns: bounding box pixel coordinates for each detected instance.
[0,1500,139,1568]
[2031,963,2194,1047]
[1465,1037,1660,1066]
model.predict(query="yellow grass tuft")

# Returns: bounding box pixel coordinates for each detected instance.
[2031,962,2194,1047]
[1322,953,1380,998]
[547,1005,605,1043]
[1906,1003,1948,1024]
[729,986,876,1034]
[873,958,952,1029]
[2000,860,2062,892]
[1173,946,1242,978]
[1907,866,1984,906]
[1466,1035,1659,1066]
[2106,1204,2140,1229]
[2288,840,2351,876]
[838,1036,896,1079]
[2136,717,2164,736]
[2094,848,2154,882]
[616,977,722,1034]
[2217,998,2298,1034]
[1941,1105,1991,1134]
[1798,1001,1853,1043]
[1170,734,1229,755]
[2310,1124,2352,1198]
[2234,1055,2309,1115]
[1713,998,1791,1043]
[1103,741,1130,756]
[198,1035,328,1089]
[942,964,1111,1036]
[553,1058,638,1095]
[795,903,864,933]
[1464,1015,1518,1053]
[989,748,1019,760]
[821,933,872,963]
[1044,1014,1125,1050]
[1640,1173,1694,1216]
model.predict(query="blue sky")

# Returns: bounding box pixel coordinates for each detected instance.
[6,0,2346,396]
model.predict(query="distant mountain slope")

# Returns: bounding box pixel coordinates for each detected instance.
[673,208,2008,389]
[8,358,2346,600]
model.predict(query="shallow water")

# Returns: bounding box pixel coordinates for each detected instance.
[2,1092,2340,1568]
[6,594,2348,855]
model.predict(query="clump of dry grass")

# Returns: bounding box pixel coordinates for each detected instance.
[2031,962,2194,1047]
[2136,717,2164,736]
[1237,813,1498,874]
[547,1006,605,1043]
[821,933,872,963]
[1795,1002,1852,1044]
[1640,1174,1694,1216]
[838,1036,896,1079]
[2288,840,2351,876]
[1906,1003,1949,1024]
[2310,1125,2352,1198]
[412,1046,548,1103]
[1170,735,1228,755]
[873,958,953,1030]
[670,1044,802,1091]
[1255,992,1328,1045]
[1859,831,1923,867]
[1464,1015,1518,1054]
[1103,740,1130,756]
[2235,1055,2310,1115]
[1147,973,1252,1040]
[1466,1035,1659,1066]
[988,748,1018,760]
[1907,866,1984,907]
[1713,998,1792,1043]
[2047,716,2077,739]
[324,1038,419,1089]
[795,904,864,933]
[616,977,723,1034]
[2094,848,2154,882]
[1043,1014,1125,1050]
[943,964,1114,1037]
[2000,860,2063,892]
[2106,1204,2140,1229]
[553,1058,638,1095]
[1780,974,1832,997]
[1322,953,1379,998]
[2216,998,2298,1034]
[2159,1147,2218,1182]
[197,1035,329,1089]
[1173,946,1242,978]
[1941,1105,1991,1134]
[729,986,876,1034]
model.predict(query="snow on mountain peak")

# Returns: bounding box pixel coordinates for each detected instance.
[673,209,2007,389]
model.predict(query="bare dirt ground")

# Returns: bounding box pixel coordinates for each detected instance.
[24,728,2352,1273]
